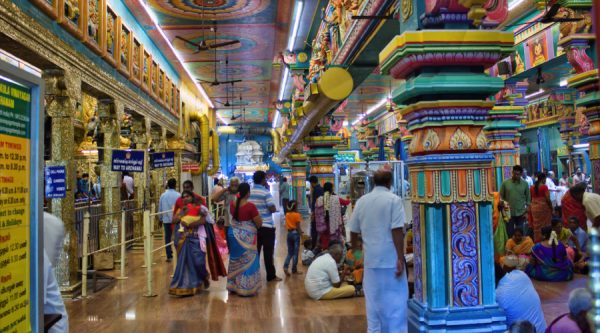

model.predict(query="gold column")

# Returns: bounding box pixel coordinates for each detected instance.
[131,118,150,247]
[98,99,122,254]
[43,69,81,293]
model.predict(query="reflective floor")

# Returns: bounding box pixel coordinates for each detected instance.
[65,216,586,333]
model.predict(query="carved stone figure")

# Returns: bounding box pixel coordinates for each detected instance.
[236,140,267,168]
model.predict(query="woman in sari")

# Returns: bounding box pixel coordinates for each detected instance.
[499,228,534,269]
[169,190,209,296]
[227,183,263,296]
[315,182,350,249]
[528,173,553,242]
[525,226,574,282]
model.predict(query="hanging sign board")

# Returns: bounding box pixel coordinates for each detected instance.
[0,77,32,333]
[151,152,175,169]
[111,150,144,172]
[182,163,200,173]
[44,166,66,198]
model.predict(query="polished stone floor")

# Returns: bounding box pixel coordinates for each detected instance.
[65,217,587,333]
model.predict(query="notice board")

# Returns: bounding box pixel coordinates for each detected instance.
[0,62,43,332]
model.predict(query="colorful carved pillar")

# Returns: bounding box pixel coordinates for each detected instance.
[485,103,524,191]
[304,126,341,185]
[43,69,81,293]
[380,1,513,331]
[289,153,309,216]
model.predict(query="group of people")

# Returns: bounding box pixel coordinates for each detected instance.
[494,164,600,332]
[158,171,281,297]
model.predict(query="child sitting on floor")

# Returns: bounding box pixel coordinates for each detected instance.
[344,237,364,285]
[302,239,315,266]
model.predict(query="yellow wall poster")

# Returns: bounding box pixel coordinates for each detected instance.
[0,77,32,333]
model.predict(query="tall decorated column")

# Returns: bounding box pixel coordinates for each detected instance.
[486,91,524,190]
[43,69,81,293]
[304,125,341,185]
[379,1,513,331]
[289,152,309,216]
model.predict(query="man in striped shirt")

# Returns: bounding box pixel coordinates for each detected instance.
[250,171,280,282]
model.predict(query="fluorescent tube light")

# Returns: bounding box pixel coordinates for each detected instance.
[272,111,280,128]
[525,89,545,99]
[288,1,304,52]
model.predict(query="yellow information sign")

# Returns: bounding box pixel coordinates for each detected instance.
[0,78,31,333]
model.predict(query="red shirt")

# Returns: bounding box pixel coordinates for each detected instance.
[173,193,206,216]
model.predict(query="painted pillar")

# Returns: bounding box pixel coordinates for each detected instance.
[304,126,341,185]
[97,99,122,255]
[43,69,80,291]
[485,103,524,191]
[289,153,309,216]
[379,2,514,331]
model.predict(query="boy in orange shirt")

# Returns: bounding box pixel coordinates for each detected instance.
[284,201,303,275]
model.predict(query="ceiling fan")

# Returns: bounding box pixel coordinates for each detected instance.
[174,14,240,53]
[198,57,242,86]
[506,1,583,27]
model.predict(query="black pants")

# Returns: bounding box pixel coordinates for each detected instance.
[310,215,318,250]
[282,198,289,214]
[506,214,526,238]
[257,227,277,281]
[163,223,173,259]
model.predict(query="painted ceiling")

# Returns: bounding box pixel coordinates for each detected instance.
[126,0,294,124]
[335,70,402,124]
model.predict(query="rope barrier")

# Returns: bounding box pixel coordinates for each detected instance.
[151,241,174,253]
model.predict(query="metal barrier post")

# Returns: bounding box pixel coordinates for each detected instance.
[117,211,128,280]
[143,209,156,297]
[81,212,90,297]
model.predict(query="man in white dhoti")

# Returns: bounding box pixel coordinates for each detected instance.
[349,170,407,333]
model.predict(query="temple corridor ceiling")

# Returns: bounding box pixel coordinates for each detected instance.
[127,0,294,125]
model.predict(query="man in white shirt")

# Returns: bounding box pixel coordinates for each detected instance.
[43,213,68,333]
[349,170,407,333]
[546,171,558,208]
[122,172,134,199]
[304,244,355,300]
[522,169,534,187]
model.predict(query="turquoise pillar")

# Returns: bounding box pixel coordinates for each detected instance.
[379,1,513,331]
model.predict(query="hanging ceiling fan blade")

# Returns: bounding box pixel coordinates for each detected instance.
[209,40,241,49]
[174,36,207,49]
[544,3,561,19]
[221,79,242,84]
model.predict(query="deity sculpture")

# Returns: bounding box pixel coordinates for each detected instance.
[107,14,115,55]
[64,0,80,23]
[87,0,99,43]
[235,140,268,169]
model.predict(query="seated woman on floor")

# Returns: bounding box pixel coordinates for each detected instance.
[499,228,533,270]
[525,226,573,282]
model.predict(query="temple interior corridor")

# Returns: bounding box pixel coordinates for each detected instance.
[1,0,600,332]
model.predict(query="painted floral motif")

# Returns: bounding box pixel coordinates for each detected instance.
[450,201,479,307]
[413,204,423,302]
[423,129,440,151]
[476,130,487,149]
[449,128,472,150]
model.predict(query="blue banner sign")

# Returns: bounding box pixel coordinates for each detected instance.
[44,166,66,198]
[111,150,144,172]
[151,152,175,169]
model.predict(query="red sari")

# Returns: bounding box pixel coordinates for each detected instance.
[561,192,587,230]
[528,184,552,242]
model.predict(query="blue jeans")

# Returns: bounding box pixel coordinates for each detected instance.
[164,223,173,259]
[284,230,300,272]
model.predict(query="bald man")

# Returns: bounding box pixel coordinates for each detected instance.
[305,243,356,300]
